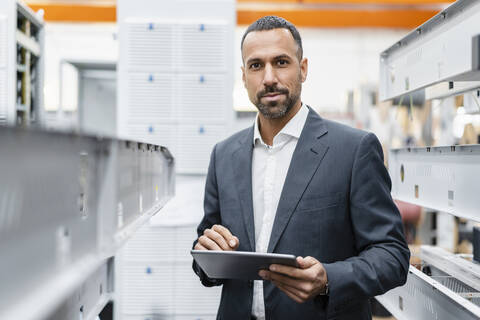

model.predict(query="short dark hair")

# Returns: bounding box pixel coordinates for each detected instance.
[241,15,303,61]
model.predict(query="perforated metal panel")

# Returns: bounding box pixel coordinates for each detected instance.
[128,73,175,121]
[119,224,221,318]
[121,314,216,320]
[0,16,7,123]
[126,20,175,72]
[177,124,225,173]
[122,226,178,262]
[177,74,227,121]
[118,4,234,175]
[127,124,178,160]
[173,262,221,314]
[174,316,216,320]
[121,263,175,315]
[177,21,227,73]
[0,69,6,123]
[377,265,480,320]
[0,15,6,68]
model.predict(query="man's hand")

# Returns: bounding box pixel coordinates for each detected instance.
[194,224,239,251]
[259,256,328,304]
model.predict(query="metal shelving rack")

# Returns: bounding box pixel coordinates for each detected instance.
[376,0,480,318]
[0,0,44,127]
[0,127,175,320]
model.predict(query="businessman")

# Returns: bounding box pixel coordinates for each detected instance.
[192,16,410,320]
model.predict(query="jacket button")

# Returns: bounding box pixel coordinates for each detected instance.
[248,280,253,288]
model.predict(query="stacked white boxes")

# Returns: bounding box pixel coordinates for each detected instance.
[117,0,235,174]
[117,174,222,320]
[118,222,222,320]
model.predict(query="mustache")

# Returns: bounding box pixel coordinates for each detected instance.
[257,86,289,99]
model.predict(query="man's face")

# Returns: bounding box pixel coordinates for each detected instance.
[241,28,308,119]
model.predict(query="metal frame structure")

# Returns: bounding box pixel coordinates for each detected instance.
[425,81,480,101]
[0,0,45,127]
[376,264,480,320]
[388,145,480,222]
[0,126,174,320]
[377,0,480,318]
[379,0,480,102]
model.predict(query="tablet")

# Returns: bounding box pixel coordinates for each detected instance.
[191,250,298,280]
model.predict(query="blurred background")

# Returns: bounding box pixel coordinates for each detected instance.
[2,0,480,319]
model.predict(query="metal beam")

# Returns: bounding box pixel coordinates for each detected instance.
[421,246,480,293]
[379,0,480,101]
[425,81,480,100]
[0,127,174,320]
[376,265,480,320]
[16,29,41,56]
[388,145,480,222]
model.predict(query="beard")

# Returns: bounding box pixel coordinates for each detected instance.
[254,76,301,120]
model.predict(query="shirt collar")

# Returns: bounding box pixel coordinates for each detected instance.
[253,103,309,146]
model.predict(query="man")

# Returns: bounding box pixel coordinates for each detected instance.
[192,16,409,320]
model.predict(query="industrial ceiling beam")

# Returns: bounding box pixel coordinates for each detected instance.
[26,1,450,28]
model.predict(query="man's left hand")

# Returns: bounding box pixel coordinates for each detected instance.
[259,256,328,304]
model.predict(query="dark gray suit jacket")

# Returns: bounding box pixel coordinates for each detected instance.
[193,107,409,320]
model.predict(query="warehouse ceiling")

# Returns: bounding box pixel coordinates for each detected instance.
[25,0,455,27]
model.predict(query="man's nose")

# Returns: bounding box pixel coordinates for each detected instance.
[262,64,277,87]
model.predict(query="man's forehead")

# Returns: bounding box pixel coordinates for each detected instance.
[242,28,297,60]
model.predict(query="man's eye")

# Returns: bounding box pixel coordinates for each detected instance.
[250,63,261,69]
[277,60,288,66]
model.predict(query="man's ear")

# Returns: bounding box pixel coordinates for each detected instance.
[300,57,308,83]
[241,66,247,88]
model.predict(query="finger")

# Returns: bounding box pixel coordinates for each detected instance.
[212,225,238,248]
[232,236,240,250]
[275,281,310,301]
[194,242,207,250]
[298,256,318,269]
[269,264,305,279]
[204,228,230,250]
[198,235,221,250]
[266,271,312,293]
[273,281,306,304]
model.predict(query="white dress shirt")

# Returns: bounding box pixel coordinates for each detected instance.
[251,104,309,319]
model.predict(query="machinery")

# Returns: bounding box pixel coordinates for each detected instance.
[0,0,45,127]
[376,1,480,318]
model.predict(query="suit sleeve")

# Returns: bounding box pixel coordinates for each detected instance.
[322,132,410,310]
[192,144,225,287]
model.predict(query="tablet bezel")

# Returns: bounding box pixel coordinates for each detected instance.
[191,250,298,280]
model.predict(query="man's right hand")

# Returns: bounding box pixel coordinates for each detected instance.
[194,224,239,251]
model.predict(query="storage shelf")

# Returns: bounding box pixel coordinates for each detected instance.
[379,0,480,102]
[16,29,41,56]
[425,81,480,101]
[16,64,26,72]
[377,260,480,320]
[0,127,174,320]
[388,145,480,222]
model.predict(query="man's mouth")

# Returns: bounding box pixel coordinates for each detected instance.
[261,92,285,101]
[263,92,283,97]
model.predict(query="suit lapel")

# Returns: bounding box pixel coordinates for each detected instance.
[267,108,329,253]
[232,126,256,251]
